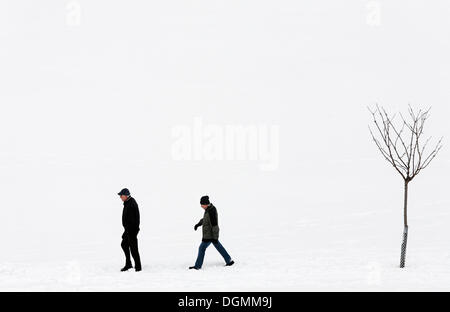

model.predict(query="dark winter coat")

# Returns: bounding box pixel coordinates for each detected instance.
[122,197,140,232]
[197,204,220,242]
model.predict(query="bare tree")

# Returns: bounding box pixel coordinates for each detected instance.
[368,105,443,268]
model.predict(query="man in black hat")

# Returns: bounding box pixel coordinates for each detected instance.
[189,195,234,270]
[118,188,142,272]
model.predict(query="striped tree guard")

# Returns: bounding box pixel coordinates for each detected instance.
[400,225,408,268]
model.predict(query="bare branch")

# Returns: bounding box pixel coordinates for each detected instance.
[368,105,443,182]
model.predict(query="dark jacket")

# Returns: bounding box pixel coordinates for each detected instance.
[197,204,220,242]
[122,197,140,231]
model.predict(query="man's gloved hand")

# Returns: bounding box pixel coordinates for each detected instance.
[194,223,200,231]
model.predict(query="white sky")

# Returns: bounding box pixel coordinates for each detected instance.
[0,1,449,261]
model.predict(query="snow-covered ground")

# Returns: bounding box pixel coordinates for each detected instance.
[1,174,450,292]
[2,220,450,291]
[1,1,450,291]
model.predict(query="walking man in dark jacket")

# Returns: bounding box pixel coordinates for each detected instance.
[189,196,234,270]
[118,188,142,272]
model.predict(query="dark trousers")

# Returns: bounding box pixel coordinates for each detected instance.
[194,240,232,269]
[121,230,141,268]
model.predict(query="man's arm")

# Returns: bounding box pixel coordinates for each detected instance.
[127,199,140,230]
[194,218,203,231]
[209,207,218,227]
[134,201,140,228]
[209,208,219,240]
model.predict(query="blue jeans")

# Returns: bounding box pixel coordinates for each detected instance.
[194,241,232,269]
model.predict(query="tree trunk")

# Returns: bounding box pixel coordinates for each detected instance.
[400,181,409,268]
